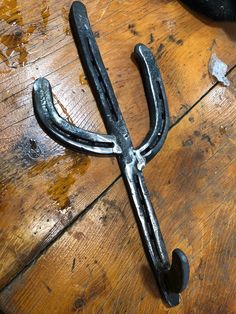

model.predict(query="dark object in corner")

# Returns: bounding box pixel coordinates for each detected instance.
[33,1,190,307]
[180,0,236,21]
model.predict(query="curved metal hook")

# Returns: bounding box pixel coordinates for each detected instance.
[33,77,121,155]
[125,166,189,306]
[158,249,189,306]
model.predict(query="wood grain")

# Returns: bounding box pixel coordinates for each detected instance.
[0,67,235,314]
[1,0,236,295]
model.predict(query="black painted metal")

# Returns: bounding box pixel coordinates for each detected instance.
[33,1,189,307]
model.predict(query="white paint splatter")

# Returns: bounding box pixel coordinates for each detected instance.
[208,53,230,87]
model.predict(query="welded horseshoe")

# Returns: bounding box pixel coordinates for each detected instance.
[33,1,189,307]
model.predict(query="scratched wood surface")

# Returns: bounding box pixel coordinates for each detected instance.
[1,68,235,314]
[0,0,236,312]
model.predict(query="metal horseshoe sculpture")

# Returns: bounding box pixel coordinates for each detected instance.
[33,1,189,307]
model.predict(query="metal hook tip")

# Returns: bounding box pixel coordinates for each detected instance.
[158,248,189,307]
[169,248,189,293]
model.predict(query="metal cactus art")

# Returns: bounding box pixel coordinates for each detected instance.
[33,1,189,307]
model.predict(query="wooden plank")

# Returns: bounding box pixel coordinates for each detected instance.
[0,69,235,313]
[1,1,236,123]
[1,0,236,291]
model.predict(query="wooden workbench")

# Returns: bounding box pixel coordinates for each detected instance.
[0,0,236,313]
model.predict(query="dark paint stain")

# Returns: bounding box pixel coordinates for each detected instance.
[43,281,52,293]
[99,198,125,224]
[180,104,189,111]
[176,39,183,46]
[148,33,154,44]
[189,116,195,123]
[28,139,42,159]
[99,215,108,224]
[167,34,175,42]
[73,296,86,311]
[128,23,139,36]
[193,130,201,137]
[30,139,37,150]
[14,137,44,166]
[182,138,193,147]
[156,43,165,59]
[167,35,184,46]
[71,257,76,272]
[201,134,215,146]
[126,238,131,245]
[102,198,122,213]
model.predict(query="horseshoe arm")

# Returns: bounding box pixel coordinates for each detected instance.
[134,44,169,163]
[33,78,121,155]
